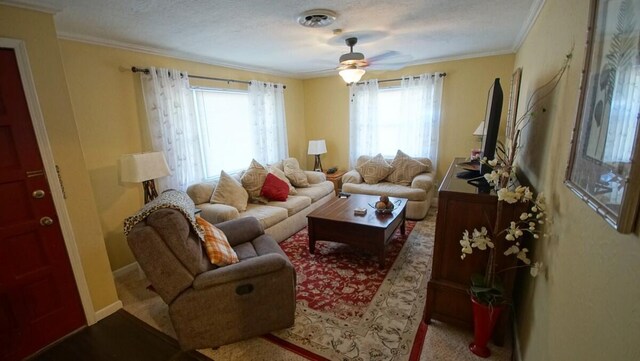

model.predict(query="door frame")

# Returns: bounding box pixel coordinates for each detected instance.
[0,37,96,325]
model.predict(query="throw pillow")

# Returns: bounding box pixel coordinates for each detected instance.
[241,159,268,201]
[269,166,297,195]
[260,173,289,201]
[356,153,394,184]
[283,158,310,187]
[196,217,239,267]
[386,150,429,186]
[211,170,249,212]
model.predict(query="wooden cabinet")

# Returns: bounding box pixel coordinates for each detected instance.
[424,158,522,345]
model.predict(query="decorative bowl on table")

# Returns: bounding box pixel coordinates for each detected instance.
[369,196,400,214]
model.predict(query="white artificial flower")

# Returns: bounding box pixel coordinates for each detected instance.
[517,248,531,265]
[504,244,520,255]
[530,262,543,277]
[497,188,518,204]
[460,230,473,255]
[523,188,534,201]
[471,227,494,250]
[488,159,498,167]
[520,212,529,220]
[484,171,500,184]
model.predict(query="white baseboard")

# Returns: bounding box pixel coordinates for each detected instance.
[112,261,140,279]
[94,300,123,322]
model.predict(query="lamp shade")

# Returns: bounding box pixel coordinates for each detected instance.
[339,67,365,84]
[473,121,487,136]
[307,140,327,155]
[120,152,171,183]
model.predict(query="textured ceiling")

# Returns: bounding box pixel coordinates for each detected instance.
[3,0,542,78]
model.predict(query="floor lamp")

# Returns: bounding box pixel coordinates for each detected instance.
[120,152,171,203]
[308,140,327,172]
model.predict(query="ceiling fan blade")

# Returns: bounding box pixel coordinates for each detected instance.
[366,50,402,63]
[367,62,410,71]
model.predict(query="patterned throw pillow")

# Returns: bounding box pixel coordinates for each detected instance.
[196,217,239,267]
[211,170,249,212]
[241,159,268,201]
[356,153,394,184]
[283,158,310,187]
[385,150,429,186]
[268,166,297,195]
[260,173,289,201]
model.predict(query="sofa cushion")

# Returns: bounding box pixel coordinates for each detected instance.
[211,170,249,212]
[294,181,334,202]
[266,195,312,216]
[241,159,268,201]
[269,166,297,195]
[356,153,394,184]
[196,217,239,267]
[342,182,429,201]
[197,203,240,224]
[233,242,258,260]
[386,150,429,186]
[240,204,288,229]
[283,158,310,187]
[187,181,216,205]
[261,173,289,201]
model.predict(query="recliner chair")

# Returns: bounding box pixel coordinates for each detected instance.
[126,209,296,350]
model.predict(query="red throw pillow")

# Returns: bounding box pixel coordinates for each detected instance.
[260,173,289,201]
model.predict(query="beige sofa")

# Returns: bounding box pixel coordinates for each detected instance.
[187,160,335,242]
[342,155,436,220]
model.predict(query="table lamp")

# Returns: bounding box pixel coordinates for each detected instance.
[120,152,171,203]
[307,140,327,172]
[471,121,486,159]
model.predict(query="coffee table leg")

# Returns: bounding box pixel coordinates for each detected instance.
[401,219,406,235]
[308,220,316,254]
[378,249,385,269]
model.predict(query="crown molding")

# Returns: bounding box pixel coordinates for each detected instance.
[512,0,546,52]
[56,31,298,79]
[0,0,61,14]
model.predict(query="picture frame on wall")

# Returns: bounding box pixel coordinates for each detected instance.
[565,0,640,233]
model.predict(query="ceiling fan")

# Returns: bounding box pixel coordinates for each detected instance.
[335,37,407,83]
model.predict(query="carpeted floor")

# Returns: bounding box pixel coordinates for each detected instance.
[115,208,511,360]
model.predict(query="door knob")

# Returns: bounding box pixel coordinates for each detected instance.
[32,190,45,199]
[40,217,54,226]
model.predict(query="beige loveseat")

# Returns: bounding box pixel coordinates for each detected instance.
[187,159,335,242]
[342,154,436,220]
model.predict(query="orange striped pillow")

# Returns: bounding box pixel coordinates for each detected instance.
[196,217,239,267]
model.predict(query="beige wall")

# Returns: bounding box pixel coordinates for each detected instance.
[58,40,306,270]
[0,6,118,312]
[514,0,640,360]
[302,54,515,180]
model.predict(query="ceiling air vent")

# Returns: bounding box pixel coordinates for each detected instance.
[297,9,337,28]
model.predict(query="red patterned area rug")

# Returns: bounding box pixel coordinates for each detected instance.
[263,216,432,361]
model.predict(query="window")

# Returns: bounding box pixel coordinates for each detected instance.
[377,88,404,157]
[349,74,443,168]
[193,81,288,179]
[194,88,255,178]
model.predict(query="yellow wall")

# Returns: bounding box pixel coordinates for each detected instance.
[0,6,118,312]
[514,0,640,360]
[58,40,306,270]
[302,54,515,180]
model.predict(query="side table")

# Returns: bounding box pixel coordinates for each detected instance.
[324,170,346,195]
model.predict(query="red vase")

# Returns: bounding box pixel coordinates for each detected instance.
[469,297,505,358]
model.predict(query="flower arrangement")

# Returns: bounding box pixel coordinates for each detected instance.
[459,51,572,306]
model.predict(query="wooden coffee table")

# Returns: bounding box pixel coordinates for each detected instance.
[307,194,408,268]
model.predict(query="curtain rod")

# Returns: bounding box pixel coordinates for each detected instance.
[130,66,286,89]
[353,72,447,86]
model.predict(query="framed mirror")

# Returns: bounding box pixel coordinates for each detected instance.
[565,0,640,233]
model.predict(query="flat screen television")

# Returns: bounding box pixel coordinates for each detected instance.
[457,78,503,185]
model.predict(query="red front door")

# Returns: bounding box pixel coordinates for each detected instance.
[0,48,85,360]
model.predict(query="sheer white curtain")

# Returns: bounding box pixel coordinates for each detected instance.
[248,81,288,164]
[398,73,443,170]
[349,79,379,167]
[140,67,203,191]
[348,74,443,169]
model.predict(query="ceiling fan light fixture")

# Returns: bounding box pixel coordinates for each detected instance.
[297,9,337,28]
[339,66,365,84]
